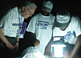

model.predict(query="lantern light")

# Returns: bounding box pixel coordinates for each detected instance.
[51,36,66,58]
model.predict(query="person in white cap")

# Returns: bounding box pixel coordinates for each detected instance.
[26,0,55,57]
[52,10,81,58]
[0,1,37,58]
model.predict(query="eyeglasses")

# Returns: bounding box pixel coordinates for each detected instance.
[26,8,34,16]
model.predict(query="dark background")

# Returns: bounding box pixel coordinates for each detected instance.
[0,0,81,18]
[0,0,81,57]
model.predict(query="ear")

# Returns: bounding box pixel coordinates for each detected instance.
[22,6,26,11]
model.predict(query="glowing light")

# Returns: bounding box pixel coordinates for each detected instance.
[51,44,66,57]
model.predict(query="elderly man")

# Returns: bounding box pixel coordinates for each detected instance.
[0,1,37,58]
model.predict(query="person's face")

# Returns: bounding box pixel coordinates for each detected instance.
[41,9,49,16]
[60,26,67,31]
[21,6,36,19]
[56,16,70,31]
[59,23,69,31]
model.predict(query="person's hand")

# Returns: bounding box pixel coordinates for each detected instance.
[67,54,73,58]
[51,53,73,58]
[5,42,15,50]
[63,53,72,58]
[14,42,19,52]
[51,53,54,58]
[67,56,72,58]
[64,55,72,58]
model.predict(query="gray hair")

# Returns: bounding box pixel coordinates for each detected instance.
[23,1,37,9]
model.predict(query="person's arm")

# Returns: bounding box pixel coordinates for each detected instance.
[15,38,19,47]
[26,15,37,33]
[15,38,19,48]
[70,34,81,58]
[69,16,81,58]
[0,28,15,50]
[14,38,19,52]
[45,38,53,55]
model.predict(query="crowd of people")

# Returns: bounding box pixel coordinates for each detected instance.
[0,0,81,58]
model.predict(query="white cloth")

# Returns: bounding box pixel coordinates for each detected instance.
[0,7,24,37]
[22,46,45,58]
[26,13,55,54]
[53,16,81,44]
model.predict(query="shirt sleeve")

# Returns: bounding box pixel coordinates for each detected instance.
[72,16,81,36]
[26,16,37,33]
[0,9,13,28]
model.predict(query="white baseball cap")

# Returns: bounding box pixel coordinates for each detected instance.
[42,1,53,12]
[55,10,70,29]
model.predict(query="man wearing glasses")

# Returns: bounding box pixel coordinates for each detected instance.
[0,1,37,58]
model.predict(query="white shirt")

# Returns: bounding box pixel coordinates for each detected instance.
[0,7,24,37]
[53,16,81,44]
[26,13,55,54]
